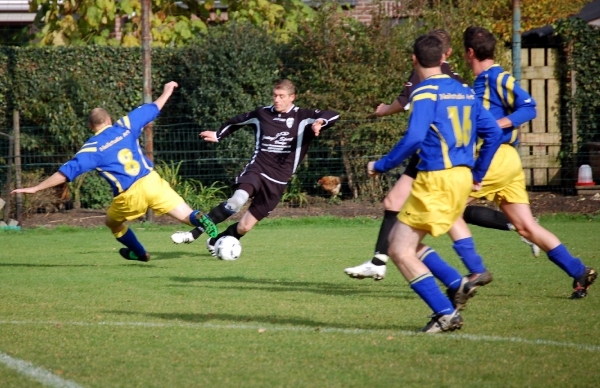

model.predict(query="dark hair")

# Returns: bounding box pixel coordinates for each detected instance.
[413,34,444,68]
[429,29,451,54]
[273,79,296,95]
[463,26,496,61]
[88,108,111,128]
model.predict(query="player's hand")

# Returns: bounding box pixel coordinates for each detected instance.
[312,119,324,136]
[472,181,482,192]
[163,81,178,95]
[200,131,217,142]
[11,187,38,195]
[375,103,390,117]
[367,161,378,177]
[496,117,513,129]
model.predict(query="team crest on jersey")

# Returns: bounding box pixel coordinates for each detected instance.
[286,118,294,128]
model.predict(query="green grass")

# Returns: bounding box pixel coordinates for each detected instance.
[0,216,599,387]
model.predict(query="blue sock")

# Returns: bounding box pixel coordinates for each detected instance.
[115,226,146,259]
[189,210,202,227]
[547,244,585,278]
[420,248,463,290]
[453,237,486,274]
[410,273,454,315]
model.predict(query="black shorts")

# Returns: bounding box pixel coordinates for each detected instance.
[403,154,419,179]
[235,172,286,221]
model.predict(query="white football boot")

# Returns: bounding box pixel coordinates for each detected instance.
[520,236,541,257]
[344,257,387,281]
[508,219,541,258]
[206,238,217,257]
[171,231,196,244]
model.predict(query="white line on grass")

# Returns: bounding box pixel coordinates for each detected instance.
[0,351,84,388]
[2,319,599,353]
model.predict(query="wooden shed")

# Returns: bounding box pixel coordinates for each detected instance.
[520,0,600,190]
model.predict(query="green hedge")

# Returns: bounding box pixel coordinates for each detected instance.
[11,45,142,159]
[0,48,9,133]
[4,16,492,205]
[0,19,420,204]
[553,18,600,178]
[555,18,600,144]
[152,23,283,181]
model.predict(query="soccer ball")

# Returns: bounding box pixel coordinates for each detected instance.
[214,236,242,261]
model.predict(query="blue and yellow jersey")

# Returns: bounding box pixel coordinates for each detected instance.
[474,64,537,145]
[374,74,502,182]
[58,104,159,196]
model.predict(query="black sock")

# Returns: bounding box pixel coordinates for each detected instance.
[372,210,399,265]
[208,202,235,224]
[190,227,204,240]
[463,206,511,231]
[211,222,243,244]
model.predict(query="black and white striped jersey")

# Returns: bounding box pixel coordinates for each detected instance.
[215,104,340,184]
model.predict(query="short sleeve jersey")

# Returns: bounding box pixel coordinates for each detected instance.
[58,104,160,196]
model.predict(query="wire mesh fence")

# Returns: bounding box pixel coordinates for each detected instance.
[2,112,600,216]
[0,41,598,220]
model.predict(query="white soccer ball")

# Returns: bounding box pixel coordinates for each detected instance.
[215,236,242,261]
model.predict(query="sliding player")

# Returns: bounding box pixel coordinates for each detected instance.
[11,82,211,262]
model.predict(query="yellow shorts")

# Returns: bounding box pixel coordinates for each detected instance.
[107,170,184,222]
[399,167,472,237]
[470,144,529,205]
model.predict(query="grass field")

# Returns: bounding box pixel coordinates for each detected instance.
[0,215,599,387]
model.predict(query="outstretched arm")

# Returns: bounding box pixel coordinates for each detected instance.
[310,109,340,137]
[375,100,405,117]
[153,81,179,111]
[208,110,260,142]
[311,119,326,136]
[11,172,67,195]
[200,131,218,142]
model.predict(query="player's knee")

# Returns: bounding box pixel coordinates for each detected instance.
[226,189,250,213]
[237,221,253,235]
[513,222,536,239]
[383,195,403,211]
[104,217,121,231]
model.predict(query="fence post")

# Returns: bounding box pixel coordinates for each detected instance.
[571,70,578,180]
[142,0,154,223]
[14,110,22,226]
[0,132,13,223]
[512,0,521,84]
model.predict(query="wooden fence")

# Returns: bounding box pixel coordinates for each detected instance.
[519,47,561,186]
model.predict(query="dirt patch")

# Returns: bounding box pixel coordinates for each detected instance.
[16,191,600,229]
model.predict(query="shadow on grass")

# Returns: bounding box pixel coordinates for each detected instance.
[0,262,98,268]
[168,275,413,299]
[145,251,207,261]
[105,309,416,332]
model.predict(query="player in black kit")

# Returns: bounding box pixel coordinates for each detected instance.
[171,79,340,254]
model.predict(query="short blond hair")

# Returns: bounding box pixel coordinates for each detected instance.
[88,108,111,129]
[429,29,452,54]
[273,79,296,95]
